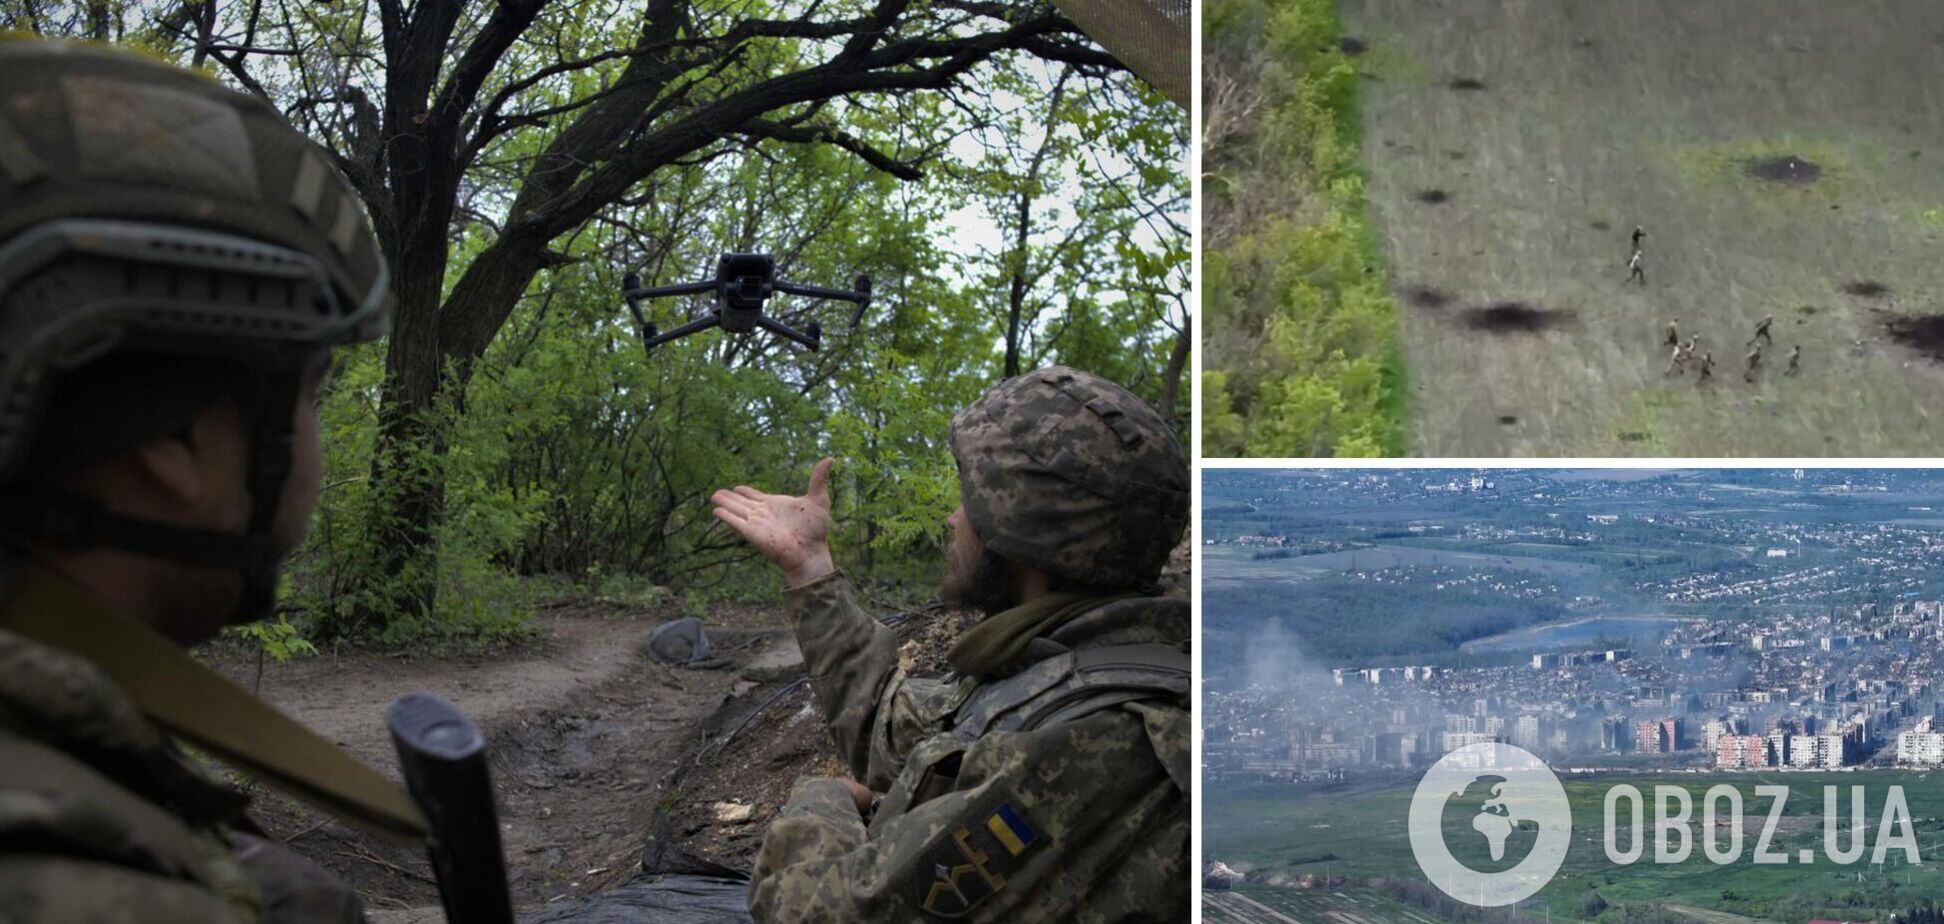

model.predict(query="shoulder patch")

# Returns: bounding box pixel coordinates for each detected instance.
[914,801,1048,918]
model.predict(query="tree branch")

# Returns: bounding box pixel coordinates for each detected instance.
[428,0,547,143]
[740,118,923,180]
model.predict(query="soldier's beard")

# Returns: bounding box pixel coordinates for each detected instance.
[938,545,1021,617]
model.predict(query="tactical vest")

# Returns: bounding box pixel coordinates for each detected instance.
[948,642,1191,744]
[882,641,1191,823]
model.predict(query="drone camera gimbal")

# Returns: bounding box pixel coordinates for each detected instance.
[621,253,871,353]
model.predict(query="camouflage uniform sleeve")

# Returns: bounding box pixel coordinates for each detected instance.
[0,748,261,922]
[784,573,955,788]
[231,832,366,923]
[0,856,255,922]
[0,769,361,924]
[747,707,1185,923]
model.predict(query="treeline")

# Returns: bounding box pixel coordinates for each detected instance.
[1898,901,1944,924]
[1201,0,1405,456]
[1203,573,1569,662]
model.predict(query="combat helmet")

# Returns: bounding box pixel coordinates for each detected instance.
[0,40,391,617]
[947,366,1188,590]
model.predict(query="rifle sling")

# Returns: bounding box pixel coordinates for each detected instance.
[0,563,428,845]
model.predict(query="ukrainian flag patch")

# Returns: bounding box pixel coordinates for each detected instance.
[912,800,1049,918]
[986,803,1037,856]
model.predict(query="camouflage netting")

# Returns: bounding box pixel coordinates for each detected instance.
[1052,0,1190,107]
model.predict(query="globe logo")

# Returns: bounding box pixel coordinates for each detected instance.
[1408,743,1572,907]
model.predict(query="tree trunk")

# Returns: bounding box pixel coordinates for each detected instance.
[1005,263,1028,378]
[1002,160,1039,379]
[356,228,452,626]
[357,68,463,625]
[999,68,1068,379]
[1159,311,1190,425]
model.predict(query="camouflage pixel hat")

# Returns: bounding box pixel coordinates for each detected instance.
[0,39,390,479]
[948,366,1188,590]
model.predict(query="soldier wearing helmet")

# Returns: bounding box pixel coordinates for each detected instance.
[0,41,425,920]
[711,366,1191,922]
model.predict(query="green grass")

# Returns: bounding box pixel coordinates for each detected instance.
[1207,771,1944,921]
[1346,0,1944,455]
[1663,136,1863,200]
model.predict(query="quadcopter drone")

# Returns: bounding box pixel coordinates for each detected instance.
[621,253,871,354]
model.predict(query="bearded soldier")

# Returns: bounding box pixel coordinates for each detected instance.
[0,41,424,920]
[712,367,1190,922]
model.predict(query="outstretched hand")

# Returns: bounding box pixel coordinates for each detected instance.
[711,458,837,586]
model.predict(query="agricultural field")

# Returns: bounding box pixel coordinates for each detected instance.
[1206,771,1944,922]
[1204,886,1449,924]
[1202,542,1601,587]
[1345,0,1944,455]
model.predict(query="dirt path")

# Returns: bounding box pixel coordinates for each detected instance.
[203,600,809,920]
[216,603,677,774]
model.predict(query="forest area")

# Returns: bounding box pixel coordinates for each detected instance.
[1201,0,1404,457]
[0,0,1190,649]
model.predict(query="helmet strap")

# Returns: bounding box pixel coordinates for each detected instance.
[0,372,302,624]
[231,371,301,623]
[0,485,278,574]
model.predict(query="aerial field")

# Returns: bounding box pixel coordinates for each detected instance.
[1204,886,1448,924]
[1206,771,1944,922]
[1202,542,1601,587]
[1343,0,1944,455]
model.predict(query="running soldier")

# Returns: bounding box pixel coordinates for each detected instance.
[1748,314,1775,347]
[1627,248,1646,285]
[1697,351,1716,382]
[1665,336,1698,375]
[1785,344,1802,377]
[1663,317,1680,348]
[1745,344,1764,383]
